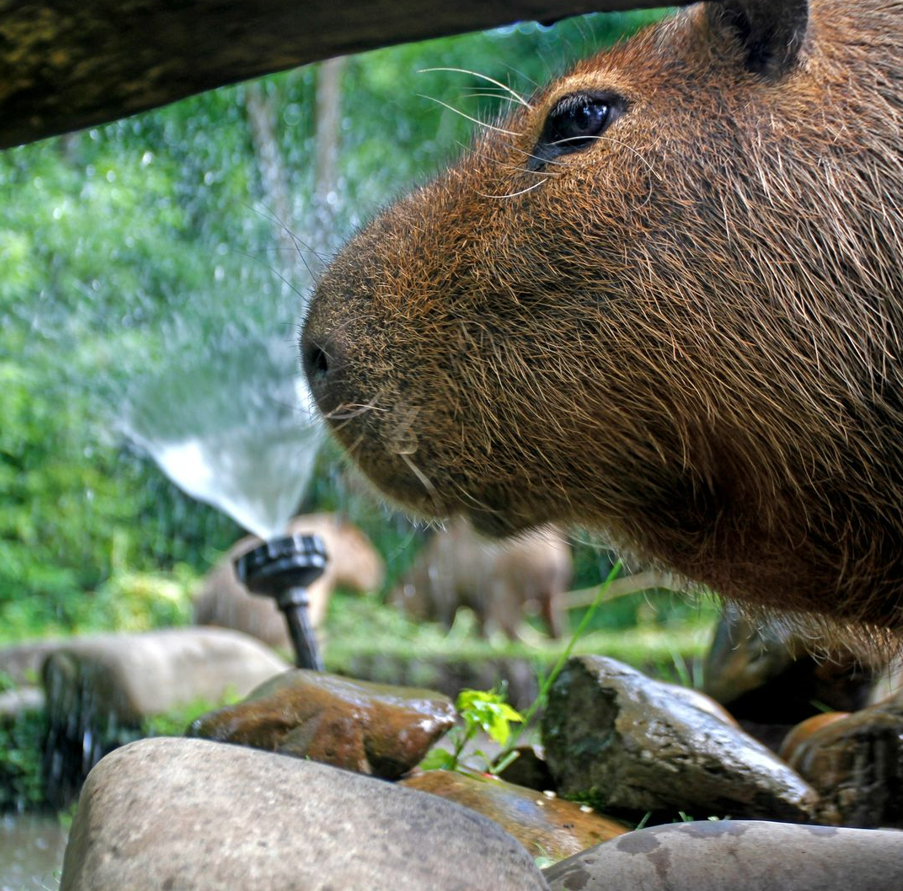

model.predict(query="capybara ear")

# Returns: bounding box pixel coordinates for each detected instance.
[707,0,809,78]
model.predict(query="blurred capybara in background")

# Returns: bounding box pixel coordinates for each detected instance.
[193,513,384,651]
[393,518,572,640]
[303,0,903,646]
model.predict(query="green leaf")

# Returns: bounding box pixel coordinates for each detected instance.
[419,749,456,771]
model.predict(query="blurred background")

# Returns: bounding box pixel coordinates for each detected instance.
[1,8,716,657]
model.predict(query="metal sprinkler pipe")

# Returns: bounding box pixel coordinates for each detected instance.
[233,534,328,670]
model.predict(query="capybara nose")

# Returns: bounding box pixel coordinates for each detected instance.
[301,328,345,419]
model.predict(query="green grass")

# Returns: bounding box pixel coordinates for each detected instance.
[323,590,718,676]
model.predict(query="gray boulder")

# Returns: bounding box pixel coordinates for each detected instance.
[542,656,816,821]
[42,627,289,722]
[42,628,290,806]
[544,821,903,891]
[60,737,551,891]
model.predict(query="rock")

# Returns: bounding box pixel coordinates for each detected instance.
[543,821,903,891]
[497,744,556,792]
[401,769,627,863]
[42,628,289,807]
[0,638,63,686]
[189,669,456,779]
[193,513,384,651]
[703,607,876,751]
[542,656,817,821]
[60,737,550,891]
[778,711,851,763]
[787,691,903,827]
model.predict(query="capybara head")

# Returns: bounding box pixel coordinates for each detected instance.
[302,0,903,639]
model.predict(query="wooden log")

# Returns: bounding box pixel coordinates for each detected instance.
[0,0,686,150]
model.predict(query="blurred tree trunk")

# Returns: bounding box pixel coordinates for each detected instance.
[245,56,346,280]
[312,57,348,260]
[245,81,298,276]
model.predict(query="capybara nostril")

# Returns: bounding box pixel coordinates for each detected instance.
[304,341,330,383]
[301,329,345,418]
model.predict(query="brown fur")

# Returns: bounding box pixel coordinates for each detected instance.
[193,513,384,650]
[392,518,572,639]
[302,1,903,641]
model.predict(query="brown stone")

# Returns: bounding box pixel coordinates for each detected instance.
[189,669,456,779]
[402,769,627,863]
[787,691,903,827]
[778,712,851,764]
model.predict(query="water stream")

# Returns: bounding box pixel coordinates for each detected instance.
[123,335,322,539]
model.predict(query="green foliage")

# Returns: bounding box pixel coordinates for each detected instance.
[0,708,47,811]
[140,696,236,739]
[421,687,524,773]
[74,562,197,633]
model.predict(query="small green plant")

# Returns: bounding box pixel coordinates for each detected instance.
[421,687,524,773]
[421,560,625,775]
[497,559,624,762]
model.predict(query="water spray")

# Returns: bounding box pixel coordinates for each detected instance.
[234,534,328,670]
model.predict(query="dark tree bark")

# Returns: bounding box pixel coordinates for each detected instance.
[0,0,687,150]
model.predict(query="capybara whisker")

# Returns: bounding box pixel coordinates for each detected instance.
[479,180,548,200]
[419,67,533,109]
[415,94,520,137]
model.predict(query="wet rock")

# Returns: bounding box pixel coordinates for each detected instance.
[42,628,289,807]
[703,607,876,751]
[778,711,850,763]
[194,513,384,652]
[60,737,550,891]
[787,691,903,827]
[497,744,556,792]
[402,769,626,863]
[542,656,817,821]
[189,669,456,779]
[544,821,903,891]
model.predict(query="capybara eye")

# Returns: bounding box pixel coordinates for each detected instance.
[528,92,623,170]
[549,94,611,146]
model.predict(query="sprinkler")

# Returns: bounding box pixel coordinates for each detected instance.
[234,534,328,670]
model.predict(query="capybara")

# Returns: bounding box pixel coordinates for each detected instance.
[393,517,572,639]
[194,513,384,651]
[302,0,903,642]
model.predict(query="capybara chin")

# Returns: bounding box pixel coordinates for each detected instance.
[302,0,903,640]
